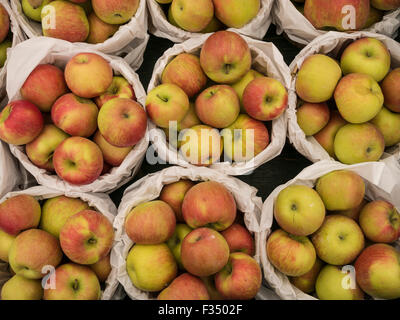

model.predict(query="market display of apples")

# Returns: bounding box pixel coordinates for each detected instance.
[18,0,140,43]
[295,37,400,164]
[146,30,288,166]
[292,0,400,31]
[0,3,12,68]
[123,179,262,300]
[0,193,114,300]
[266,169,400,300]
[154,0,261,33]
[0,51,147,186]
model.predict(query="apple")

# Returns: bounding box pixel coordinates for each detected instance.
[355,244,400,299]
[60,210,114,265]
[295,54,342,103]
[98,98,147,148]
[157,0,173,3]
[166,223,192,269]
[334,73,383,123]
[162,53,207,98]
[297,102,330,136]
[146,83,190,129]
[87,12,119,44]
[304,0,369,31]
[289,258,324,294]
[333,123,385,164]
[313,111,347,158]
[43,263,101,300]
[221,223,255,256]
[0,40,11,68]
[158,273,210,300]
[64,52,113,99]
[42,1,89,42]
[51,93,98,137]
[266,229,316,277]
[26,124,70,171]
[159,180,195,221]
[231,69,264,112]
[92,0,140,24]
[200,31,251,84]
[316,170,365,211]
[20,64,68,113]
[9,229,63,279]
[124,200,176,245]
[381,68,400,113]
[179,124,223,166]
[359,200,400,243]
[201,276,225,300]
[89,253,111,282]
[53,137,104,185]
[93,131,133,167]
[181,227,230,277]
[274,185,325,236]
[312,215,365,265]
[213,0,260,28]
[222,114,270,162]
[40,195,89,238]
[182,181,236,231]
[371,107,400,147]
[1,275,43,300]
[170,0,214,32]
[340,37,390,82]
[126,243,177,292]
[195,85,240,128]
[0,195,41,236]
[215,252,262,300]
[0,3,9,43]
[315,265,364,300]
[331,198,367,221]
[95,76,136,109]
[0,100,44,145]
[22,0,53,22]
[371,0,400,11]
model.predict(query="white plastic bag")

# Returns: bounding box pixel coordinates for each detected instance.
[0,0,24,93]
[5,37,149,194]
[0,185,122,300]
[259,160,400,300]
[146,0,274,42]
[111,165,265,300]
[287,31,400,164]
[147,32,290,176]
[273,0,400,46]
[10,0,149,70]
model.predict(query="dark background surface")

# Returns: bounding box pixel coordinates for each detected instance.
[109,25,400,206]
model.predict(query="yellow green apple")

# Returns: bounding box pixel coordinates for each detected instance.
[0,229,15,262]
[95,76,136,109]
[22,0,53,22]
[170,0,214,32]
[0,40,11,68]
[87,12,119,44]
[231,69,264,112]
[93,131,133,167]
[297,102,330,136]
[290,258,324,294]
[0,3,9,43]
[370,106,400,147]
[213,0,260,28]
[1,275,43,300]
[166,223,192,269]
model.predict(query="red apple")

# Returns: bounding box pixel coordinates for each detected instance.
[0,3,9,43]
[381,68,400,113]
[97,98,147,147]
[51,93,99,137]
[53,136,104,185]
[221,223,255,256]
[124,200,176,245]
[181,227,230,277]
[95,76,136,108]
[158,273,210,300]
[64,52,113,99]
[215,252,262,300]
[20,64,68,112]
[0,195,41,236]
[182,181,236,231]
[0,100,44,145]
[60,210,114,265]
[359,200,400,243]
[243,77,288,121]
